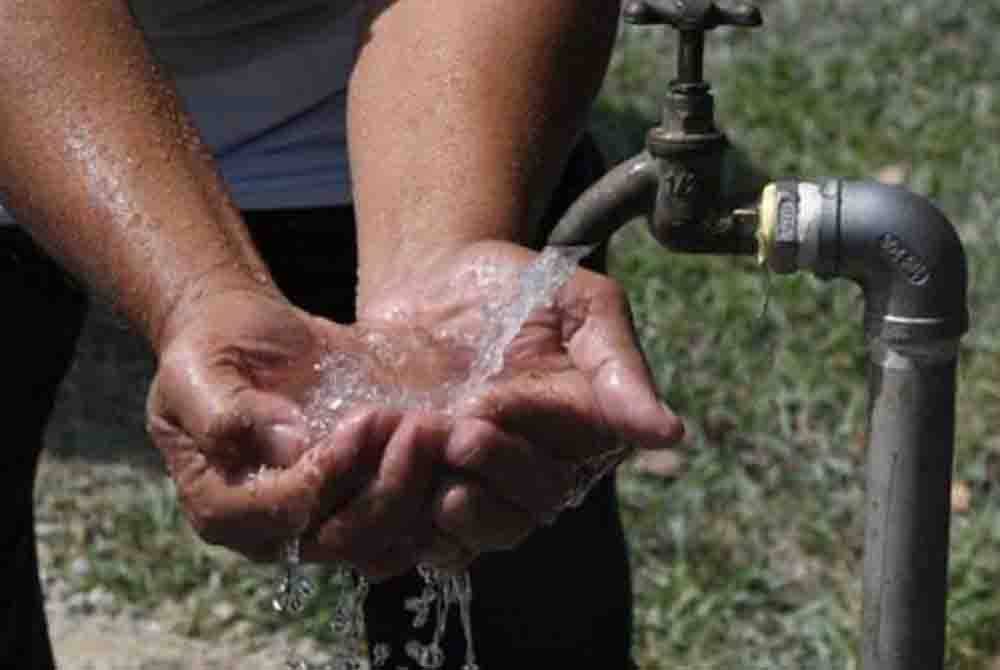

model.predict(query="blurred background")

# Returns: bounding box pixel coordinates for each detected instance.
[38,1,1000,667]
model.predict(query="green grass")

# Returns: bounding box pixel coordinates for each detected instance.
[602,1,1000,668]
[37,0,1000,667]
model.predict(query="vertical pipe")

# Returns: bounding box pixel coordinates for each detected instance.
[861,338,958,670]
[676,31,704,84]
[759,179,967,669]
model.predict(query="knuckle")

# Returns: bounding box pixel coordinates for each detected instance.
[152,350,196,398]
[395,413,426,447]
[435,483,474,533]
[585,273,627,307]
[202,403,251,442]
[332,406,377,440]
[448,420,494,469]
[145,411,184,450]
[601,278,629,306]
[403,411,448,453]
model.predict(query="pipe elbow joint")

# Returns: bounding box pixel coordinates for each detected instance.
[759,179,969,344]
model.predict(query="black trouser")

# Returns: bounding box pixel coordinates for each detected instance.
[2,231,88,670]
[4,138,636,669]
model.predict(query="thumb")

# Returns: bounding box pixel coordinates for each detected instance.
[562,276,684,450]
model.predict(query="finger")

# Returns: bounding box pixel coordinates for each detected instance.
[306,411,449,567]
[429,477,535,553]
[147,351,311,470]
[308,405,404,520]
[235,404,403,563]
[559,272,685,449]
[443,417,574,519]
[150,428,345,554]
[465,368,612,464]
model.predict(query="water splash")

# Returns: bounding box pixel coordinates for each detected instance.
[757,262,773,325]
[272,538,316,616]
[275,245,599,670]
[466,244,593,387]
[455,571,478,670]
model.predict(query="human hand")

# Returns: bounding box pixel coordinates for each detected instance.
[354,240,684,568]
[146,287,449,575]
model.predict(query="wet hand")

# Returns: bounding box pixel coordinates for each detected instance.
[293,323,565,578]
[357,240,685,568]
[146,288,447,574]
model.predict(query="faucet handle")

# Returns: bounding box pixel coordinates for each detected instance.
[623,0,762,31]
[623,0,762,85]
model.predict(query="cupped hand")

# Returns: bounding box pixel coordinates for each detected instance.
[145,287,447,573]
[146,239,684,580]
[354,240,685,568]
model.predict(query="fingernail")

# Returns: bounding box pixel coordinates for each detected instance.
[269,422,311,467]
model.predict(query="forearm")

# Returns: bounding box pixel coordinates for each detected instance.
[349,0,620,309]
[0,1,276,351]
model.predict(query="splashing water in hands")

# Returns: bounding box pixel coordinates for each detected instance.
[273,245,624,670]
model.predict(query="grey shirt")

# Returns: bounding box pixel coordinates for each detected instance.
[0,1,360,223]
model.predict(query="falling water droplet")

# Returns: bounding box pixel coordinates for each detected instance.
[454,572,477,670]
[329,602,355,635]
[373,643,392,668]
[757,262,773,325]
[405,641,445,670]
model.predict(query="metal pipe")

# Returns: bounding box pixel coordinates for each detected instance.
[759,179,968,340]
[547,151,657,246]
[759,178,969,670]
[862,338,957,670]
[550,167,969,668]
[553,2,967,663]
[547,148,760,254]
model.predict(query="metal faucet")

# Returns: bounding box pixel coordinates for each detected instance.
[548,3,971,669]
[550,0,761,252]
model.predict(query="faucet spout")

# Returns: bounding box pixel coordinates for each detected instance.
[547,151,658,246]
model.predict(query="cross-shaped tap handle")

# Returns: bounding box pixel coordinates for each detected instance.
[623,0,761,85]
[623,0,762,30]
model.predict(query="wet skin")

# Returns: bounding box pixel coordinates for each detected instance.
[0,0,683,578]
[149,241,683,577]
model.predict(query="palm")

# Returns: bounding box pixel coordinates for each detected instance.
[356,240,682,467]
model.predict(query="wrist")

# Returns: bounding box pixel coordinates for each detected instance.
[150,263,285,355]
[357,234,512,319]
[356,238,539,323]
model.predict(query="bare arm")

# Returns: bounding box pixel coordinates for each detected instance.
[0,1,378,563]
[350,0,621,308]
[0,1,276,350]
[0,0,680,571]
[342,1,683,566]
